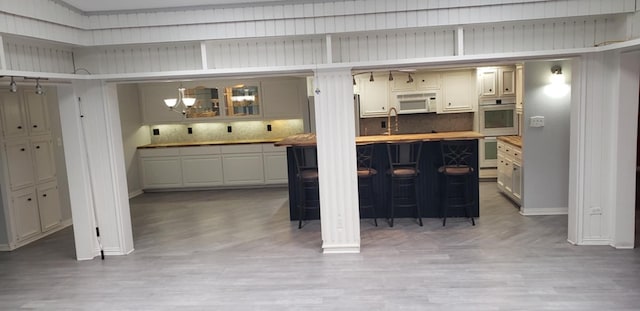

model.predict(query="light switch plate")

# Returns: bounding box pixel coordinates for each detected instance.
[530,116,545,128]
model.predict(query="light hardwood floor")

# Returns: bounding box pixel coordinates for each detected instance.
[1,182,639,310]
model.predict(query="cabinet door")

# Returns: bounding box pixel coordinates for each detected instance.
[222,154,265,185]
[511,161,522,202]
[390,73,417,92]
[0,91,27,137]
[261,79,304,119]
[11,188,41,241]
[31,137,56,184]
[416,72,440,90]
[181,155,224,187]
[440,70,476,113]
[5,140,35,190]
[140,156,183,188]
[37,183,62,232]
[478,69,497,97]
[358,74,391,117]
[24,92,50,135]
[515,65,524,113]
[263,152,288,184]
[500,68,516,96]
[497,154,507,189]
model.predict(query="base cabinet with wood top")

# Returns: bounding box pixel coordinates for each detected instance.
[139,143,287,190]
[497,139,523,205]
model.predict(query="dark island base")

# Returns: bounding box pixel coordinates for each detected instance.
[285,140,479,221]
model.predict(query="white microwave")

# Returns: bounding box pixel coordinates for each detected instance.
[395,91,438,114]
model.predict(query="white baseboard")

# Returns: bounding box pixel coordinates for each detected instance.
[129,189,144,199]
[520,207,568,216]
[322,243,360,254]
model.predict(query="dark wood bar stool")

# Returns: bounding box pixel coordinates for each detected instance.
[386,141,423,227]
[356,143,378,226]
[292,146,319,229]
[439,140,476,226]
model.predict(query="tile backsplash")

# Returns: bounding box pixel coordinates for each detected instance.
[359,112,474,136]
[150,119,304,144]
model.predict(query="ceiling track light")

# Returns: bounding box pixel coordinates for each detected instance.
[369,72,374,82]
[353,76,356,86]
[9,76,17,93]
[35,78,44,95]
[388,72,394,81]
[406,73,414,83]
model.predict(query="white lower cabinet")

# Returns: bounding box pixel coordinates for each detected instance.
[139,143,287,190]
[11,188,41,241]
[497,140,523,205]
[36,182,62,232]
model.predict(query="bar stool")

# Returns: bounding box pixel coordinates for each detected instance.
[438,140,476,226]
[292,146,319,229]
[356,143,378,226]
[386,141,423,227]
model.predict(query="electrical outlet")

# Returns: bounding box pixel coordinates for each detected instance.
[530,116,545,128]
[381,121,387,129]
[227,126,232,133]
[187,127,193,134]
[267,124,272,131]
[153,129,160,135]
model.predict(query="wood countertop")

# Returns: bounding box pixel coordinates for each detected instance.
[138,138,283,149]
[497,135,523,148]
[274,131,484,146]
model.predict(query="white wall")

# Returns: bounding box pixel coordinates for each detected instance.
[522,60,572,215]
[45,87,72,221]
[117,84,149,197]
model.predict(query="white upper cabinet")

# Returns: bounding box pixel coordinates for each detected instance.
[478,66,516,99]
[358,73,392,118]
[439,70,476,113]
[36,182,62,232]
[5,140,35,190]
[516,64,524,114]
[31,137,56,184]
[261,78,305,119]
[23,92,50,135]
[0,91,27,137]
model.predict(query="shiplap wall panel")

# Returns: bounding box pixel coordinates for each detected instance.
[205,37,326,69]
[464,16,627,55]
[3,39,74,73]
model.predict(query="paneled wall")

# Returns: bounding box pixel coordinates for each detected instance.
[0,0,636,46]
[205,36,326,69]
[465,16,627,54]
[3,37,75,73]
[72,43,203,74]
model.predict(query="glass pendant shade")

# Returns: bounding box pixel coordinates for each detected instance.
[164,98,178,108]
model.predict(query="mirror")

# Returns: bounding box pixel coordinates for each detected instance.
[224,85,260,117]
[184,87,220,118]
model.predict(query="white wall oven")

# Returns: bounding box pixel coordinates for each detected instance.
[479,102,518,136]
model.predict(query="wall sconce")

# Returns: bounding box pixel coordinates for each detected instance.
[9,76,17,93]
[164,85,196,115]
[545,65,570,97]
[35,78,44,95]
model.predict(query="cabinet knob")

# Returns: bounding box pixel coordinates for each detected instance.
[513,167,516,171]
[33,125,38,128]
[36,146,40,149]
[505,88,510,91]
[489,89,492,92]
[27,198,32,201]
[506,163,509,166]
[43,194,47,197]
[17,126,22,129]
[20,148,25,151]
[448,103,452,106]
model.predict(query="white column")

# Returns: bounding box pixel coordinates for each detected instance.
[58,80,134,260]
[313,67,361,254]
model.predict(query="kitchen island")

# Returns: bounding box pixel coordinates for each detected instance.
[275,131,484,221]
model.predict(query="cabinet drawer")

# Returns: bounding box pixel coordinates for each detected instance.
[179,146,222,156]
[512,148,522,162]
[262,143,286,153]
[221,144,263,154]
[139,148,180,157]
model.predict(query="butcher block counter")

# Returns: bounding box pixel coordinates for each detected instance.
[277,131,483,222]
[497,135,522,148]
[275,131,484,146]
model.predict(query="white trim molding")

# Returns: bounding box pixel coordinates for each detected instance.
[520,207,569,216]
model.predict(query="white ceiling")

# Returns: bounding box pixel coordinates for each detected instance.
[60,0,298,12]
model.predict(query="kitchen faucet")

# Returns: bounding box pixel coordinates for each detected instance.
[386,107,399,135]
